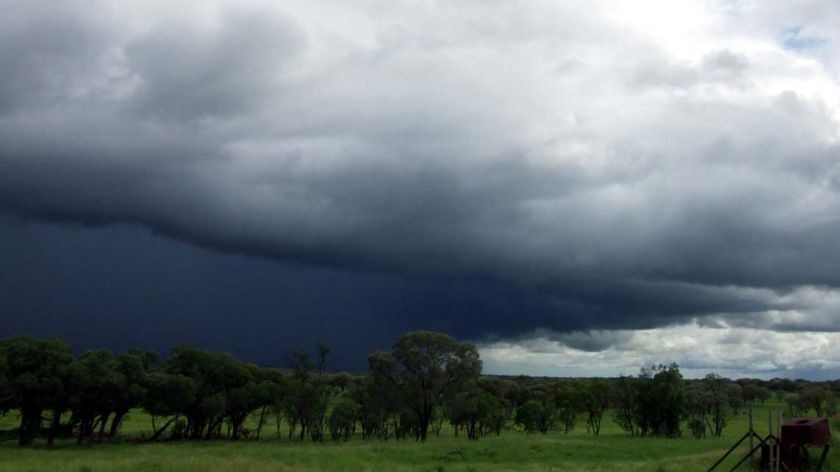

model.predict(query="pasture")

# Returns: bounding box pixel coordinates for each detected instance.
[1,403,835,472]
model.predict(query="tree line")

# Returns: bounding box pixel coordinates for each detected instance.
[0,332,836,447]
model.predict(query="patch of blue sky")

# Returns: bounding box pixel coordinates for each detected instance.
[781,26,829,51]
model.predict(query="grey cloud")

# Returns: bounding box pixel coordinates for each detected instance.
[2,0,840,354]
[125,9,304,120]
[0,1,115,112]
[702,50,748,76]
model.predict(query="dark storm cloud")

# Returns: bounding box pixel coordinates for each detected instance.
[3,0,840,362]
[125,10,304,120]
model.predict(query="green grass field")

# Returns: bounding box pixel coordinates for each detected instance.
[0,404,836,472]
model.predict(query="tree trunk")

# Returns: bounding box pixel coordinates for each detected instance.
[47,409,62,447]
[109,410,127,438]
[18,407,41,446]
[148,417,177,442]
[256,406,268,440]
[98,412,110,436]
[417,407,431,441]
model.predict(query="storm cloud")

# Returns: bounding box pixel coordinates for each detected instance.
[2,1,840,374]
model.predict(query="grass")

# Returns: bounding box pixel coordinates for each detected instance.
[0,403,836,472]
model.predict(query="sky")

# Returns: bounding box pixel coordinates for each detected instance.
[2,0,840,379]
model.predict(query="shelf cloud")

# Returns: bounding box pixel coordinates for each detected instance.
[2,1,840,375]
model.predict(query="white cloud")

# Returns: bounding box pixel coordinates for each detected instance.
[479,321,840,379]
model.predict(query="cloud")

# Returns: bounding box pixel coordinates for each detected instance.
[479,323,840,379]
[2,0,840,359]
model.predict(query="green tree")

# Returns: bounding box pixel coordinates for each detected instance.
[552,383,578,434]
[0,337,74,446]
[286,348,331,442]
[368,331,481,441]
[141,371,195,441]
[68,349,122,443]
[685,374,734,438]
[107,350,156,438]
[577,380,611,436]
[646,363,685,437]
[447,385,507,439]
[514,399,556,434]
[613,375,641,436]
[798,385,832,416]
[329,398,361,441]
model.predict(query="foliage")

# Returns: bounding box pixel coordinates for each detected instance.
[2,331,839,456]
[328,398,360,441]
[685,374,736,438]
[578,380,611,436]
[515,400,556,434]
[368,331,482,441]
[0,336,74,445]
[613,364,685,437]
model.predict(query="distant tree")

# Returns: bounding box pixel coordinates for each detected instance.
[726,383,744,415]
[329,397,361,441]
[785,393,807,417]
[648,363,685,437]
[515,399,556,434]
[447,385,507,439]
[68,349,122,443]
[480,377,520,420]
[107,350,155,437]
[0,337,74,446]
[756,386,772,405]
[163,346,268,440]
[350,374,401,440]
[741,382,771,406]
[317,344,331,377]
[616,364,685,437]
[224,364,262,440]
[577,380,611,436]
[252,368,286,440]
[613,376,641,436]
[290,351,314,382]
[798,385,832,416]
[0,353,10,405]
[475,379,510,436]
[141,371,195,441]
[286,348,330,442]
[368,331,482,441]
[685,374,735,438]
[328,372,354,392]
[685,382,711,438]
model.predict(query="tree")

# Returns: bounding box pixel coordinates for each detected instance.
[552,384,578,434]
[613,376,641,436]
[141,371,195,441]
[578,380,611,436]
[163,346,264,440]
[350,373,401,440]
[798,385,832,416]
[515,399,556,434]
[613,364,686,437]
[68,349,122,443]
[0,337,74,446]
[741,383,772,406]
[317,344,331,377]
[685,374,735,438]
[251,367,286,440]
[368,331,481,441]
[646,363,685,437]
[107,350,155,438]
[447,385,507,439]
[329,398,360,441]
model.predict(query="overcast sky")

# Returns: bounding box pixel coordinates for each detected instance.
[2,0,840,378]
